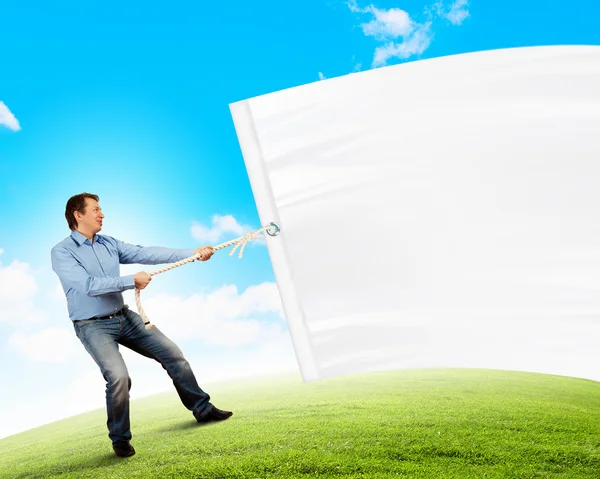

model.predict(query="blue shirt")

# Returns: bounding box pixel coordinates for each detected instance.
[51,230,196,321]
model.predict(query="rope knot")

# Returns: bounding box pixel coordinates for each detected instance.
[229,230,263,258]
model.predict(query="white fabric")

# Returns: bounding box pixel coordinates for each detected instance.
[230,45,600,382]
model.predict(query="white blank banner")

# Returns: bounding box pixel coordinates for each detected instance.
[230,45,600,382]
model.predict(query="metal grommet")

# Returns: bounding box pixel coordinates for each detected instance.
[266,222,280,236]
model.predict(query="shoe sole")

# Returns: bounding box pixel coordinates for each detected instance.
[197,412,233,423]
[114,449,136,457]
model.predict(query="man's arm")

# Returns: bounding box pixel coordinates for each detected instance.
[51,246,136,296]
[115,238,199,265]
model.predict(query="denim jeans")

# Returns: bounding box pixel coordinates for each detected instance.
[73,306,212,443]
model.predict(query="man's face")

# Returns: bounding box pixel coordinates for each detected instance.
[76,198,104,234]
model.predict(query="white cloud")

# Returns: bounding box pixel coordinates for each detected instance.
[191,214,253,244]
[134,282,285,347]
[0,260,36,301]
[0,101,21,131]
[0,368,107,439]
[347,0,364,13]
[185,331,298,383]
[347,1,433,67]
[372,22,433,67]
[64,370,107,413]
[347,1,468,68]
[348,0,414,39]
[0,259,44,324]
[444,0,469,25]
[0,248,4,255]
[49,281,66,301]
[352,55,362,72]
[9,327,82,363]
[362,7,414,40]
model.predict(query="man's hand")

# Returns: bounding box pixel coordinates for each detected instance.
[195,245,215,261]
[134,272,152,290]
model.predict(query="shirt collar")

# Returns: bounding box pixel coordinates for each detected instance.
[70,230,101,246]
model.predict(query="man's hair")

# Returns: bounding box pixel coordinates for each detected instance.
[65,193,99,231]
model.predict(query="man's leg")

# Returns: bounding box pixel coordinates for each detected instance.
[118,308,219,420]
[73,318,133,444]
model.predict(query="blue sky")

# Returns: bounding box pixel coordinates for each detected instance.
[1,0,599,439]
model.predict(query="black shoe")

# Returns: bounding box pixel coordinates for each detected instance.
[113,440,135,457]
[195,405,233,423]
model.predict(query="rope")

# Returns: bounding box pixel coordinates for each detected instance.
[135,222,280,330]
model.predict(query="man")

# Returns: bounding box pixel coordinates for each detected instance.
[51,192,232,458]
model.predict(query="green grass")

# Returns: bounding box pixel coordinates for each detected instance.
[1,368,600,478]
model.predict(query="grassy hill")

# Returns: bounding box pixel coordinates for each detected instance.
[1,368,600,478]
